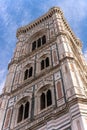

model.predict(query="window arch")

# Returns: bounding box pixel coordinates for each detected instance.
[47,90,52,107]
[41,60,45,70]
[37,38,41,47]
[46,57,49,67]
[32,35,46,51]
[24,101,29,119]
[24,66,33,80]
[32,41,36,51]
[40,93,45,110]
[17,104,24,123]
[29,67,33,77]
[42,35,46,45]
[17,101,30,123]
[24,69,28,80]
[40,89,52,110]
[41,57,50,70]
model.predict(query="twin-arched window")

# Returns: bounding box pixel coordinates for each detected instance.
[17,101,30,123]
[24,67,33,80]
[40,89,52,110]
[24,57,50,81]
[17,89,52,124]
[32,35,46,51]
[41,57,50,70]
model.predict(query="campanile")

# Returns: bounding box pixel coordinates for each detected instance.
[0,7,87,130]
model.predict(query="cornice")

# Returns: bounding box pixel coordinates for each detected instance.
[16,7,63,38]
[0,92,10,98]
[16,6,82,50]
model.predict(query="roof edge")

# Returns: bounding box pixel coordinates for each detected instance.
[16,6,63,38]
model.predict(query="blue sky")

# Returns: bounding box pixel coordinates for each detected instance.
[0,0,87,93]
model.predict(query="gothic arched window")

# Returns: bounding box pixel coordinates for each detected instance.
[17,101,30,123]
[41,57,50,70]
[24,66,33,80]
[47,90,52,107]
[40,93,45,110]
[17,104,24,123]
[37,38,41,47]
[29,67,33,77]
[32,41,36,51]
[32,35,46,51]
[46,57,49,67]
[41,60,45,70]
[40,89,52,111]
[24,101,29,119]
[42,35,46,45]
[24,69,28,80]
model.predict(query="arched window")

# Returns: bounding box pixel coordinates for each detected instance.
[42,35,46,45]
[24,102,29,119]
[37,38,41,47]
[46,57,49,67]
[17,100,30,123]
[41,57,50,71]
[24,67,33,80]
[47,90,52,107]
[29,67,33,77]
[32,35,46,52]
[40,93,45,110]
[32,41,36,51]
[32,35,46,51]
[41,60,45,70]
[40,89,52,111]
[24,69,28,80]
[17,104,24,123]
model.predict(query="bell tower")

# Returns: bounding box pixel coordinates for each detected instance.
[0,7,87,130]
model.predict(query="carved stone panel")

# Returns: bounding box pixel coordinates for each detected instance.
[51,44,59,66]
[3,108,12,129]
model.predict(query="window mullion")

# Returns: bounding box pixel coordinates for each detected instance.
[28,69,29,78]
[41,37,42,46]
[36,40,37,49]
[45,58,46,69]
[45,91,47,108]
[43,59,45,69]
[23,104,25,120]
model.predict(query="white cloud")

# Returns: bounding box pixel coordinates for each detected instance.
[36,0,87,36]
[36,0,87,21]
[59,0,87,20]
[20,10,33,26]
[58,0,87,35]
[0,0,33,93]
[0,69,5,76]
[0,1,10,26]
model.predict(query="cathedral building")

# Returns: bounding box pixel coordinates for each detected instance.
[0,7,87,130]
